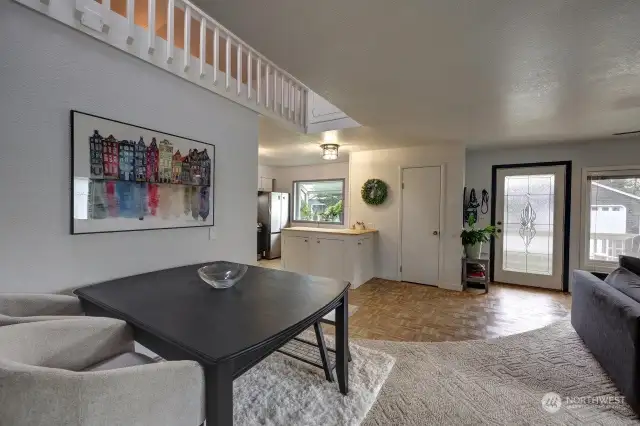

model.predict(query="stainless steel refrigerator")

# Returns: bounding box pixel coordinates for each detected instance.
[257,192,289,259]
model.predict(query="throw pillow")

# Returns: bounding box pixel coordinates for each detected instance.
[620,255,640,276]
[605,266,640,303]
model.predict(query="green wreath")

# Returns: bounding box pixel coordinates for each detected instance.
[361,179,388,205]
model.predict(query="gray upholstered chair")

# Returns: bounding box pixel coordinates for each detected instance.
[0,293,83,326]
[0,317,205,426]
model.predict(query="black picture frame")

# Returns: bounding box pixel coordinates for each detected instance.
[70,110,215,235]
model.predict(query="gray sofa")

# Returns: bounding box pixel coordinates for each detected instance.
[572,261,640,414]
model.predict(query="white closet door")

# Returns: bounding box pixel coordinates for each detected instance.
[401,166,441,285]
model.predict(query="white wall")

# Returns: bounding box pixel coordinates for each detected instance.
[466,137,640,290]
[349,144,466,289]
[0,1,258,293]
[269,162,350,228]
[258,165,277,182]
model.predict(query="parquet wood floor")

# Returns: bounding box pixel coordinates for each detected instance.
[257,260,571,342]
[345,279,571,342]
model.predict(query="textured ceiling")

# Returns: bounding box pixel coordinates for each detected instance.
[197,0,640,165]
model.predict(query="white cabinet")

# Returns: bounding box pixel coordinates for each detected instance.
[353,236,373,286]
[258,177,274,192]
[283,236,309,274]
[282,230,376,288]
[309,237,345,281]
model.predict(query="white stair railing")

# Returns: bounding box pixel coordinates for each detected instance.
[16,0,308,132]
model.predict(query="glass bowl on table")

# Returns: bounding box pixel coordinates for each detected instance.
[197,262,248,289]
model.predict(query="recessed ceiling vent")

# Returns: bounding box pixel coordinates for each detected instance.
[613,130,640,136]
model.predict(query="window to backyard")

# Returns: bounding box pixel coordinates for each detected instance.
[293,179,344,224]
[583,168,640,270]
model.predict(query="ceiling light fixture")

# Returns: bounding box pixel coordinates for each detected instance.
[320,143,339,160]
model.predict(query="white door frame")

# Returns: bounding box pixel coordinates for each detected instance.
[397,164,446,284]
[490,161,571,292]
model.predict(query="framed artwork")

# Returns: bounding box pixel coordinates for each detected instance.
[71,110,215,234]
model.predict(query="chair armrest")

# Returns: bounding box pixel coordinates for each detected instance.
[0,317,133,371]
[0,314,85,327]
[79,361,205,425]
[0,361,204,426]
[0,293,83,317]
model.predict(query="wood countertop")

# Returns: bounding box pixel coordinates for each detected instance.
[283,227,378,236]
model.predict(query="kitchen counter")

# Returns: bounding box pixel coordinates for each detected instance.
[281,227,377,289]
[283,227,378,236]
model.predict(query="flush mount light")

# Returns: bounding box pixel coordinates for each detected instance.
[320,143,339,160]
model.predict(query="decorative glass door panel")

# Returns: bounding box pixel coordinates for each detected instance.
[494,166,566,290]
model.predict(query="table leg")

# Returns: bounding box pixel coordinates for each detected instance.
[335,292,349,395]
[205,362,234,426]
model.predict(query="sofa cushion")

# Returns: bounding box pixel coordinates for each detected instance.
[620,255,640,276]
[605,267,640,303]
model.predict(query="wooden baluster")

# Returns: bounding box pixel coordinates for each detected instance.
[301,89,307,128]
[247,52,252,100]
[225,33,231,90]
[166,0,174,63]
[213,26,219,85]
[199,17,206,77]
[126,0,134,44]
[103,0,111,29]
[297,87,302,125]
[183,6,191,71]
[236,44,242,96]
[289,82,294,121]
[147,0,155,54]
[265,64,270,108]
[291,84,297,124]
[273,69,277,112]
[280,74,285,116]
[256,58,262,105]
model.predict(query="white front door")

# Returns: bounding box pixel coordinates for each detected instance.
[401,166,441,285]
[494,165,566,290]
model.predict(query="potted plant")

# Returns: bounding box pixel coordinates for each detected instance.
[460,215,498,259]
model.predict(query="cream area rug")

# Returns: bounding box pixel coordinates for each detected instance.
[358,317,639,425]
[233,341,395,425]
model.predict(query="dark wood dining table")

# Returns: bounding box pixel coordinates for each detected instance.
[74,263,350,426]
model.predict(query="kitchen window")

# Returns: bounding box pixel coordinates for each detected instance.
[581,167,640,271]
[292,179,345,224]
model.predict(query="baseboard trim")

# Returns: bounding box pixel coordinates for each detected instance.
[437,282,464,292]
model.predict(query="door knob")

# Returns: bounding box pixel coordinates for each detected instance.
[497,221,502,225]
[496,229,502,233]
[432,231,439,236]
[317,240,320,243]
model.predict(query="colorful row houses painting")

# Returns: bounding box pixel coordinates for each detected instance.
[159,139,173,183]
[89,130,104,179]
[172,151,182,183]
[147,138,159,183]
[135,138,147,182]
[86,131,213,187]
[119,140,135,181]
[72,110,215,234]
[103,136,120,179]
[89,182,211,222]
